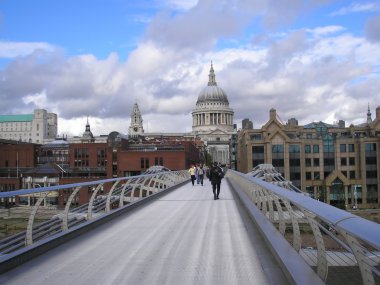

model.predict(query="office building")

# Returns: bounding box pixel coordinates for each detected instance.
[237,107,380,209]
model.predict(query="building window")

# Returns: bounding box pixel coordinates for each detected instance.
[290,172,300,180]
[349,157,355,165]
[314,172,320,180]
[324,157,334,167]
[289,158,300,166]
[348,144,355,152]
[366,170,377,178]
[74,148,89,167]
[272,144,284,153]
[349,170,355,179]
[367,185,378,203]
[313,158,320,166]
[272,159,284,167]
[305,158,311,167]
[340,144,346,153]
[250,134,262,140]
[252,145,265,167]
[289,144,300,153]
[306,134,312,139]
[154,157,163,166]
[306,172,312,180]
[365,143,376,152]
[305,145,311,153]
[366,157,377,165]
[323,137,334,153]
[341,157,347,166]
[313,145,319,153]
[140,158,144,168]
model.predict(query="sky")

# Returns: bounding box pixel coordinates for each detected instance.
[1,0,380,137]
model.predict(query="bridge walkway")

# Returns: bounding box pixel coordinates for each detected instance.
[0,179,289,285]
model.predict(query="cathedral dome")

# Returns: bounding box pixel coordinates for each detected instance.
[197,85,229,103]
[196,63,229,104]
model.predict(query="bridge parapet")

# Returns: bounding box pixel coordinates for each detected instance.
[227,169,380,285]
[0,168,189,265]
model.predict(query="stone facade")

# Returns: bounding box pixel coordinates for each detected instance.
[237,107,380,209]
[0,109,57,144]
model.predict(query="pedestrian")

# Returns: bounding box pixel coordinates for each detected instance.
[188,164,196,186]
[198,164,204,186]
[196,164,200,184]
[209,162,225,200]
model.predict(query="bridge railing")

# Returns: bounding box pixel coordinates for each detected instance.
[0,170,189,257]
[227,169,380,285]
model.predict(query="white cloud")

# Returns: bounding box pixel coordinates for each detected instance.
[306,25,346,37]
[330,2,380,16]
[22,90,48,106]
[164,0,198,11]
[0,41,55,58]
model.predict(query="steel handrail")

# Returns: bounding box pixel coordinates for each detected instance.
[228,169,380,285]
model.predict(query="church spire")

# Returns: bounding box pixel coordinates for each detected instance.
[85,116,91,132]
[367,103,372,124]
[208,61,217,86]
[82,116,94,142]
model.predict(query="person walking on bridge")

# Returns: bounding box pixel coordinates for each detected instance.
[188,165,196,186]
[209,162,225,200]
[197,164,204,186]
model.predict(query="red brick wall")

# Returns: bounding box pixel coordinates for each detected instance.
[0,144,37,168]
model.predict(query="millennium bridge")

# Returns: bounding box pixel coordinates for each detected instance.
[0,166,379,285]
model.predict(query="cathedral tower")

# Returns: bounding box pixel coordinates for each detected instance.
[128,102,144,137]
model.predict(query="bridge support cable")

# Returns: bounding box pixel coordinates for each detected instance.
[272,194,286,235]
[118,179,133,208]
[25,191,50,246]
[105,180,121,213]
[340,232,376,285]
[227,168,380,285]
[62,186,83,231]
[301,209,328,281]
[87,183,105,220]
[282,200,301,252]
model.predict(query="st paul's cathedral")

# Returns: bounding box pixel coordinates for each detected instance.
[128,63,236,166]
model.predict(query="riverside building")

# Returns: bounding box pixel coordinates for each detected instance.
[0,109,57,144]
[237,107,380,209]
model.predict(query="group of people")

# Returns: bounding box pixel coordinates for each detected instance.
[188,162,225,200]
[188,164,206,186]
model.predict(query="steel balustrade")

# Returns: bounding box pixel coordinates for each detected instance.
[227,169,380,285]
[0,169,189,256]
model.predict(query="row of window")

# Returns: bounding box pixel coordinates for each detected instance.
[0,122,32,127]
[140,157,164,169]
[254,143,377,154]
[141,158,149,169]
[255,157,357,168]
[0,133,33,137]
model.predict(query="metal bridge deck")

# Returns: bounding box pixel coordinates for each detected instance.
[0,179,289,285]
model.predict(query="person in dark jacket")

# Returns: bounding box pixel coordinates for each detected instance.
[209,161,224,200]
